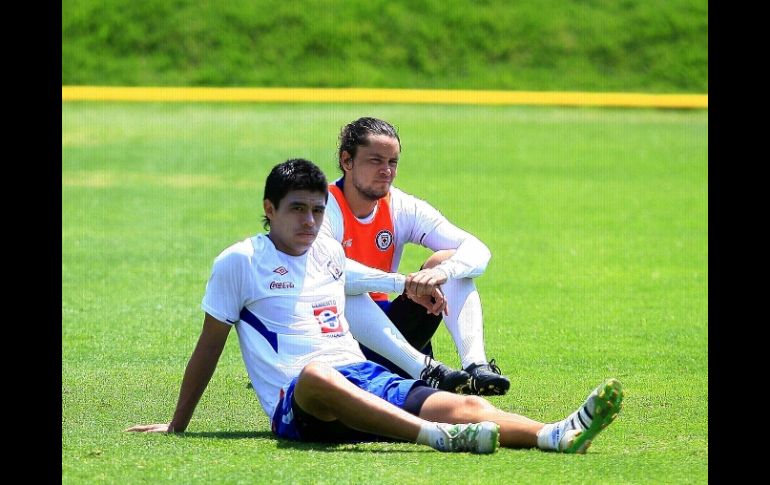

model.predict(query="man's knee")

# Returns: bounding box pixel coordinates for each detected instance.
[294,362,337,421]
[464,395,496,411]
[294,362,340,420]
[457,395,497,420]
[297,362,337,393]
[420,392,497,423]
[421,250,455,270]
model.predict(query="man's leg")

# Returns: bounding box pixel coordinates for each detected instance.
[420,250,511,396]
[290,361,498,453]
[345,294,429,378]
[384,294,441,354]
[418,378,624,453]
[418,392,541,448]
[346,294,470,393]
[293,361,421,441]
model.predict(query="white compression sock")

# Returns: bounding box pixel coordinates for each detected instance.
[416,423,449,450]
[345,294,426,378]
[441,278,488,369]
[536,423,563,451]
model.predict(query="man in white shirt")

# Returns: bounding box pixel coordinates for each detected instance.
[321,117,511,396]
[126,159,624,455]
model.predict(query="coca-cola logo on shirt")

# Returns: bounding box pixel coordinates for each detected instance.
[269,281,295,289]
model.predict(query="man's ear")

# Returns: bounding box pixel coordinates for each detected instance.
[263,199,275,220]
[340,151,354,171]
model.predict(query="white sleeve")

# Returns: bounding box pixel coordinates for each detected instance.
[397,194,445,247]
[344,258,406,295]
[391,188,491,279]
[421,221,491,280]
[200,251,246,324]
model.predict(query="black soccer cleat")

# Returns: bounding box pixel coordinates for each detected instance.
[420,357,471,394]
[465,359,510,396]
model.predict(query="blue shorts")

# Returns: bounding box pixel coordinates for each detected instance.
[271,360,437,443]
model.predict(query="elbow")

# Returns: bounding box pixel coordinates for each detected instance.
[477,241,492,271]
[482,243,491,266]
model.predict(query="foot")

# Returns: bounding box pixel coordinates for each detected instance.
[559,378,624,454]
[465,359,510,396]
[433,422,500,454]
[420,357,471,394]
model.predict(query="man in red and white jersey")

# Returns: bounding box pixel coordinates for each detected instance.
[320,117,511,396]
[126,158,624,456]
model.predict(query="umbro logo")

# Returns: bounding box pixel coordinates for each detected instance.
[342,239,353,248]
[273,266,288,275]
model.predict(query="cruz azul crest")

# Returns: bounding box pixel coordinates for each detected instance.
[375,229,393,251]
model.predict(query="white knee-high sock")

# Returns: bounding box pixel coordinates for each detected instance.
[345,294,426,378]
[442,278,488,369]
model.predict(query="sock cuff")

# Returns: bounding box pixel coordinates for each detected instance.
[536,423,560,451]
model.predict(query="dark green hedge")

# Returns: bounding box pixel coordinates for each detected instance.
[62,0,707,93]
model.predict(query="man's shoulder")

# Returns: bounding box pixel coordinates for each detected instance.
[314,233,344,256]
[389,186,440,214]
[320,192,343,240]
[214,235,261,263]
[390,186,431,205]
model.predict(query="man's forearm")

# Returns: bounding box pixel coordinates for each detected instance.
[424,229,491,279]
[168,343,225,432]
[344,258,406,295]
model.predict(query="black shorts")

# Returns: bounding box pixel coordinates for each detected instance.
[290,383,440,443]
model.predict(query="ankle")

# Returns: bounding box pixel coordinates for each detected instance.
[536,423,561,451]
[416,423,447,450]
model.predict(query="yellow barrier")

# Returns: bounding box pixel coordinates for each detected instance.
[62,86,707,109]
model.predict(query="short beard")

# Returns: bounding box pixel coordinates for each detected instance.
[353,180,389,201]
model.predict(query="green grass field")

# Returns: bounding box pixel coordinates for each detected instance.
[62,103,707,484]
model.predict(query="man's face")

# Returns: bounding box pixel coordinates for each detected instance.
[343,134,400,201]
[264,190,326,256]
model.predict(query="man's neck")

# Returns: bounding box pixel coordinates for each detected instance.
[342,181,380,218]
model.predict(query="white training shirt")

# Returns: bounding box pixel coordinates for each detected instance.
[320,183,491,280]
[201,233,405,418]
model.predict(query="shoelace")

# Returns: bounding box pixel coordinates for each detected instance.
[486,358,502,375]
[445,424,479,451]
[420,355,441,388]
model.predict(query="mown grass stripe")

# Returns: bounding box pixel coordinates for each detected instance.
[62,86,707,109]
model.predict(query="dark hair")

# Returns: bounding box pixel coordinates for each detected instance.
[337,117,401,173]
[262,159,328,229]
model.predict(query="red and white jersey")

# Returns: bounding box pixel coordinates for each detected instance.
[321,179,492,285]
[201,234,366,417]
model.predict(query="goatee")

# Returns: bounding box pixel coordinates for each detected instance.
[355,182,388,201]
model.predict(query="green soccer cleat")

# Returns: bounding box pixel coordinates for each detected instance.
[434,421,501,454]
[560,378,624,454]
